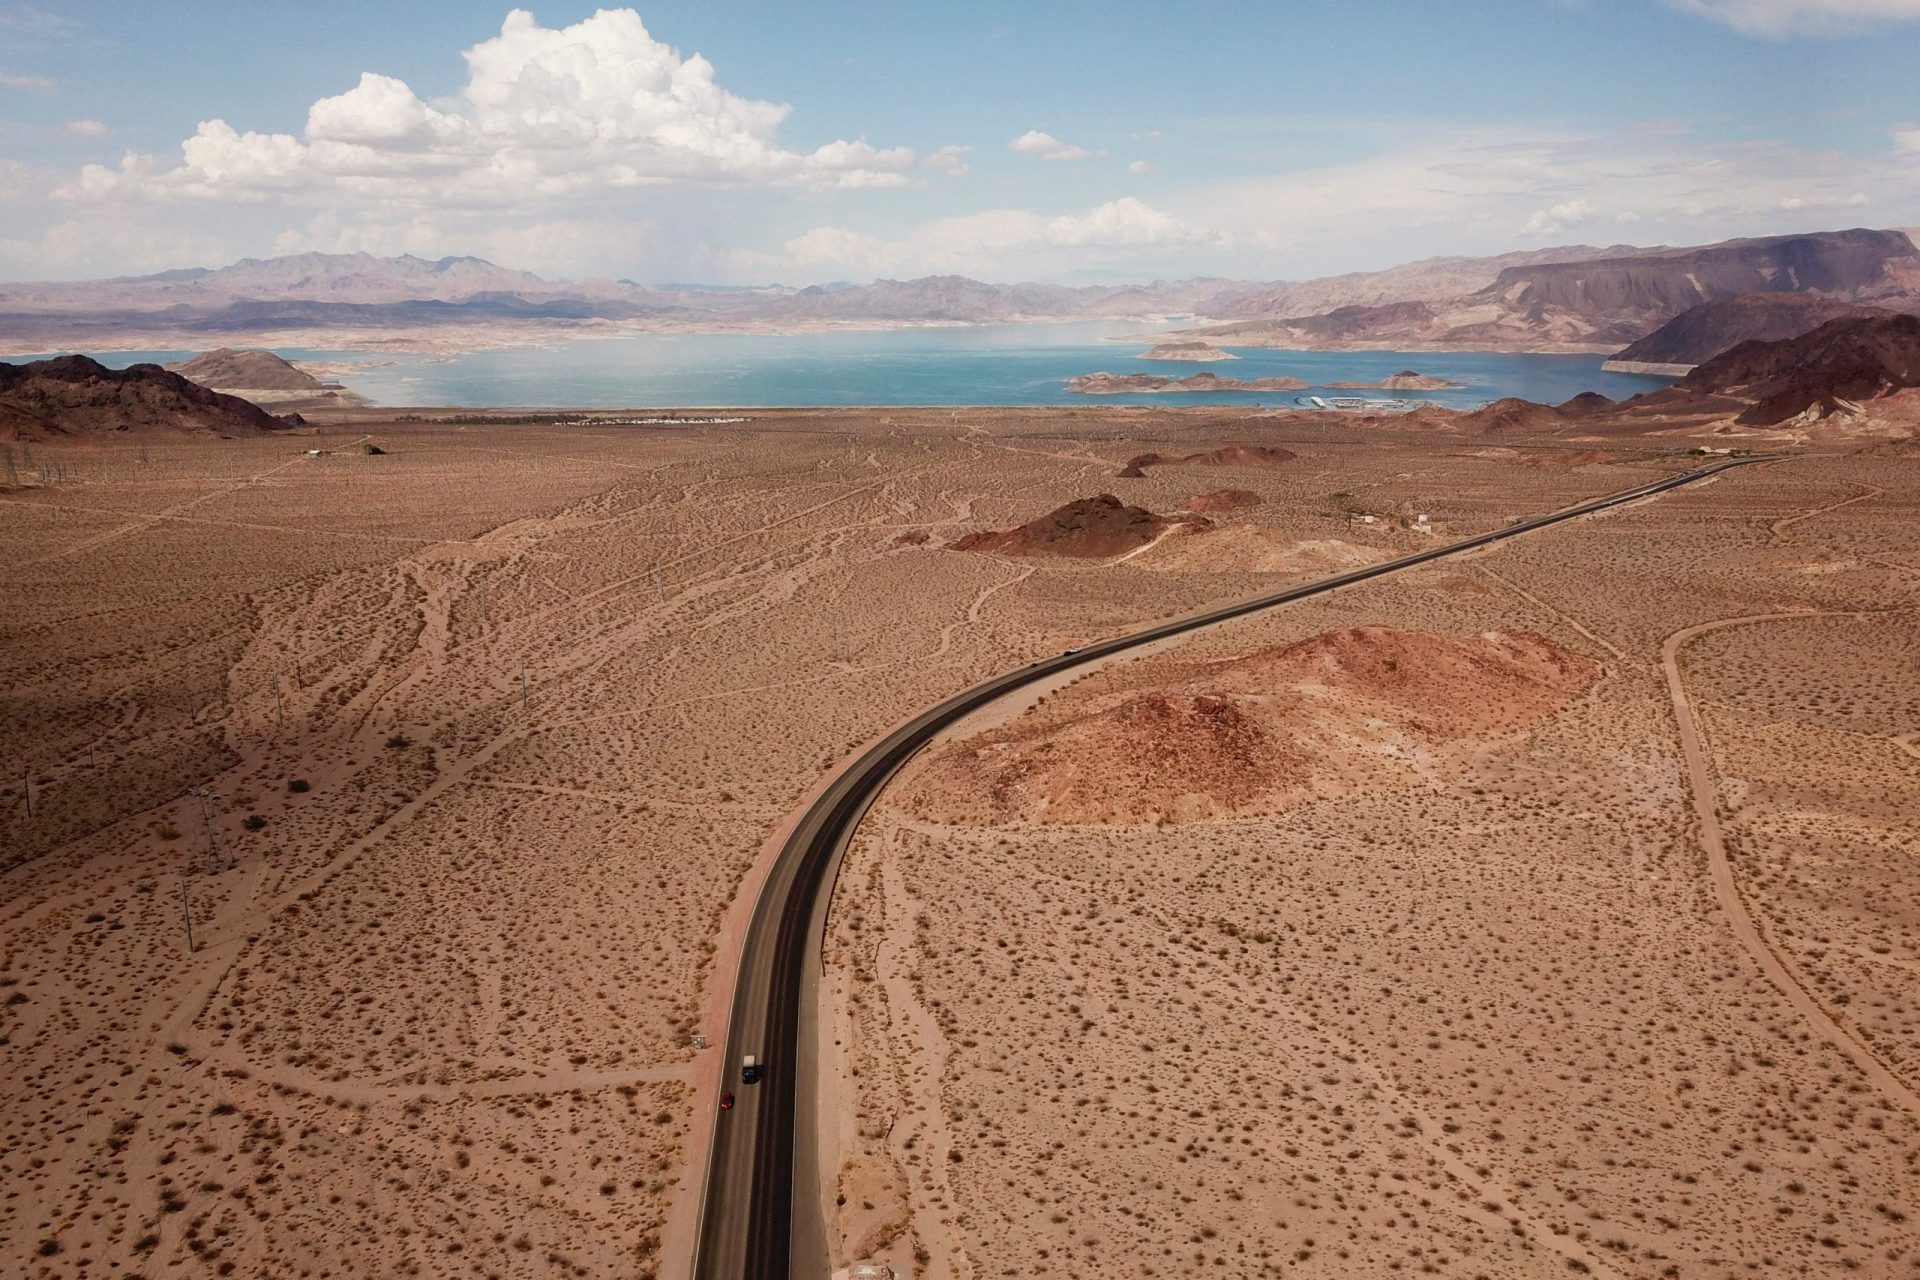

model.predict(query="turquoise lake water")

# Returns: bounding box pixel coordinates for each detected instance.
[54,320,1675,409]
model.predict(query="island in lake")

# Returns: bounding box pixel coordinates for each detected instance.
[1067,370,1309,395]
[1140,340,1237,362]
[1323,370,1460,391]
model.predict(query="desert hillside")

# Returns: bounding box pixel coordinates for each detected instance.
[167,348,326,391]
[951,493,1204,559]
[905,627,1600,823]
[0,355,290,440]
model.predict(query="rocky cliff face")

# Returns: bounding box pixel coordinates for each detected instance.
[1479,228,1916,320]
[1606,293,1900,370]
[1679,312,1920,425]
[1181,229,1920,355]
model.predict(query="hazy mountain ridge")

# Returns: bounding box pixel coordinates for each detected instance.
[1197,245,1631,319]
[5,230,1918,360]
[1605,293,1902,371]
[1175,229,1920,355]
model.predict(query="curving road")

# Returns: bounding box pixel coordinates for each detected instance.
[690,455,1769,1279]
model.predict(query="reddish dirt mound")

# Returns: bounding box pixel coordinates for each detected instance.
[1223,627,1599,737]
[909,626,1601,823]
[1183,488,1264,513]
[892,529,932,546]
[1184,444,1297,466]
[1456,397,1571,434]
[1680,313,1920,425]
[951,494,1205,559]
[1118,444,1297,476]
[1556,391,1616,417]
[0,354,290,440]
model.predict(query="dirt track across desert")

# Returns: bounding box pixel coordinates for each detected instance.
[1663,611,1920,1115]
[4,408,1917,1280]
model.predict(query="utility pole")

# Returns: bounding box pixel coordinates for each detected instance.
[519,658,528,709]
[180,875,195,954]
[179,787,219,953]
[274,682,285,731]
[188,786,222,868]
[21,767,31,818]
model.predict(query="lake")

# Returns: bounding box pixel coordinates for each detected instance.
[55,321,1675,409]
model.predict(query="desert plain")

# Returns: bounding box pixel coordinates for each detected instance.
[2,403,1917,1280]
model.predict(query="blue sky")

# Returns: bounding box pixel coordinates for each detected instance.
[3,0,1919,282]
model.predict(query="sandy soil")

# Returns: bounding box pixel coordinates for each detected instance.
[3,408,1914,1278]
[822,447,1920,1279]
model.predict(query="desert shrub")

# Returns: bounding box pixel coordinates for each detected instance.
[287,779,310,794]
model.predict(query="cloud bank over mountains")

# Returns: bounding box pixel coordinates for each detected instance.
[6,4,1920,284]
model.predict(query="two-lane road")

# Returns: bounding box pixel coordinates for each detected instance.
[692,455,1769,1279]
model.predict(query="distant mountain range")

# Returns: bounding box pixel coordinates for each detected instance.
[1173,229,1920,358]
[4,230,1918,368]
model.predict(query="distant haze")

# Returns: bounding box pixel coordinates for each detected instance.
[4,229,1917,368]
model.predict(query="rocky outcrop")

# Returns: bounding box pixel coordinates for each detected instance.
[1454,398,1574,434]
[1604,293,1898,373]
[951,494,1206,559]
[0,355,292,440]
[1678,312,1920,425]
[907,627,1601,824]
[1119,445,1298,477]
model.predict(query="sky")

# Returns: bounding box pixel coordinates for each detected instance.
[2,0,1919,285]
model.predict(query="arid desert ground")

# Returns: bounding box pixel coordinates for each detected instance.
[3,407,1916,1279]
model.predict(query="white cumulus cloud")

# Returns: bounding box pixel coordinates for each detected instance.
[55,8,916,209]
[1664,0,1920,35]
[1008,129,1106,162]
[1520,198,1595,237]
[925,145,972,176]
[62,119,110,138]
[727,197,1207,280]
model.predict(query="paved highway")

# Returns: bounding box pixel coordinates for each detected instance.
[690,455,1768,1279]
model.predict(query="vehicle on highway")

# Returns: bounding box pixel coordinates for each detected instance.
[691,457,1773,1280]
[720,1091,735,1110]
